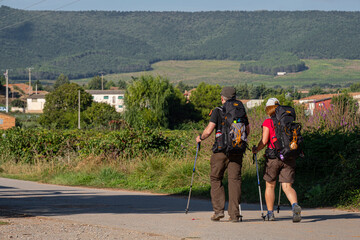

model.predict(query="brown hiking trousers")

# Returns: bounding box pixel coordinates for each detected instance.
[210,152,243,219]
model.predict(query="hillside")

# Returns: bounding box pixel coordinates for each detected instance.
[73,59,360,88]
[0,6,360,80]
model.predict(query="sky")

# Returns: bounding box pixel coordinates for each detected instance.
[1,0,360,12]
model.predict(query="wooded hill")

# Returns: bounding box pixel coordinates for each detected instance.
[0,6,360,80]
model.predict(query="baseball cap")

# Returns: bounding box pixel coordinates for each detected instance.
[266,98,280,107]
[220,87,236,99]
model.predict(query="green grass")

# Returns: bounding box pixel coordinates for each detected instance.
[72,59,360,88]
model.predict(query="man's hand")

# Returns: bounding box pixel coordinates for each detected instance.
[252,146,258,154]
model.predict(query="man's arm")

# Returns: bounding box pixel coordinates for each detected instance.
[196,122,216,143]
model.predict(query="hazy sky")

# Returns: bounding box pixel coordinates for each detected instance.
[1,0,360,12]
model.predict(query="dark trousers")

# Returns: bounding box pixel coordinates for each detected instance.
[210,152,243,219]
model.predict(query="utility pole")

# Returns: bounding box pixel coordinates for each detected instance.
[4,70,8,113]
[99,71,105,90]
[294,85,296,101]
[78,90,81,129]
[101,73,104,90]
[28,67,33,95]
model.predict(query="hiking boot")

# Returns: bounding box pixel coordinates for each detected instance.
[210,212,225,221]
[266,212,275,221]
[292,204,302,223]
[229,216,240,223]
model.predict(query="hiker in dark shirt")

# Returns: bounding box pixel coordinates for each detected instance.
[196,87,250,222]
[252,98,301,222]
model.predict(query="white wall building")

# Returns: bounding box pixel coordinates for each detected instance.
[246,99,264,109]
[86,90,125,113]
[26,94,47,113]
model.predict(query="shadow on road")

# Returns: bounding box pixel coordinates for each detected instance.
[1,185,359,223]
[0,186,214,217]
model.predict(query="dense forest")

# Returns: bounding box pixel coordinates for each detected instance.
[239,52,307,75]
[0,6,359,80]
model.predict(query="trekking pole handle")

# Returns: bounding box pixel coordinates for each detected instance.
[193,141,200,172]
[252,145,256,164]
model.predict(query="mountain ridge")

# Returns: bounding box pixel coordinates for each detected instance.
[0,6,359,80]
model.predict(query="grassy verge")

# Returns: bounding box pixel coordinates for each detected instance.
[0,136,260,201]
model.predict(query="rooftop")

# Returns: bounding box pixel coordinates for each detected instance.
[86,90,125,95]
[27,94,47,99]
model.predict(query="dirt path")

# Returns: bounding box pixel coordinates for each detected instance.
[1,177,360,240]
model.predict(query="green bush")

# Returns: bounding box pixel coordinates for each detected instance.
[0,128,189,163]
[296,129,360,207]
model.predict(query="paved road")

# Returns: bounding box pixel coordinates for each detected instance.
[1,177,360,240]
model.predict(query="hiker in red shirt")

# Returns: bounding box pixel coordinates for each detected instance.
[252,98,301,222]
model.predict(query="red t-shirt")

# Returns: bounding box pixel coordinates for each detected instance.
[262,118,276,149]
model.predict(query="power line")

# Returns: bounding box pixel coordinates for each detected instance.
[0,0,49,20]
[0,0,81,32]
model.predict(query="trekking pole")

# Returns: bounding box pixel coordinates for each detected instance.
[239,204,243,222]
[185,139,201,214]
[253,149,266,221]
[277,182,281,213]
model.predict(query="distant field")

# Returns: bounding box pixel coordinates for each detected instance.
[72,59,360,88]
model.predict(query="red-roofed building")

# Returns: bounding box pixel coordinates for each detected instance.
[299,92,360,115]
[4,83,48,97]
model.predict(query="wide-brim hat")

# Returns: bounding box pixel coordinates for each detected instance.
[221,87,236,99]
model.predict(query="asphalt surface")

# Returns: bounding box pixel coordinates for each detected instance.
[1,177,360,240]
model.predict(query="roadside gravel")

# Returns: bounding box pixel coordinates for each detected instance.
[0,211,178,240]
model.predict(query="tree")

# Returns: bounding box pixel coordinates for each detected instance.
[54,74,70,89]
[250,84,273,99]
[11,99,25,108]
[32,80,44,91]
[331,92,359,114]
[118,79,127,89]
[124,75,179,129]
[175,81,192,93]
[350,83,360,92]
[39,83,92,129]
[105,80,116,89]
[0,75,5,92]
[83,102,121,129]
[235,83,250,99]
[308,86,325,97]
[189,82,222,121]
[88,76,107,90]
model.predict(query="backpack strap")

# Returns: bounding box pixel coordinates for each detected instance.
[269,116,278,150]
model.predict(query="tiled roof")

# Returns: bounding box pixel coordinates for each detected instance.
[7,83,31,93]
[5,84,48,95]
[300,92,360,101]
[27,94,47,99]
[86,90,125,95]
[300,93,339,101]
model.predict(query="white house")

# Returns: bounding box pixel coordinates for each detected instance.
[86,90,125,113]
[26,94,47,113]
[246,99,264,109]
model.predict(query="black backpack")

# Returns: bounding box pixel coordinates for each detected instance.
[212,99,249,154]
[270,105,303,160]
